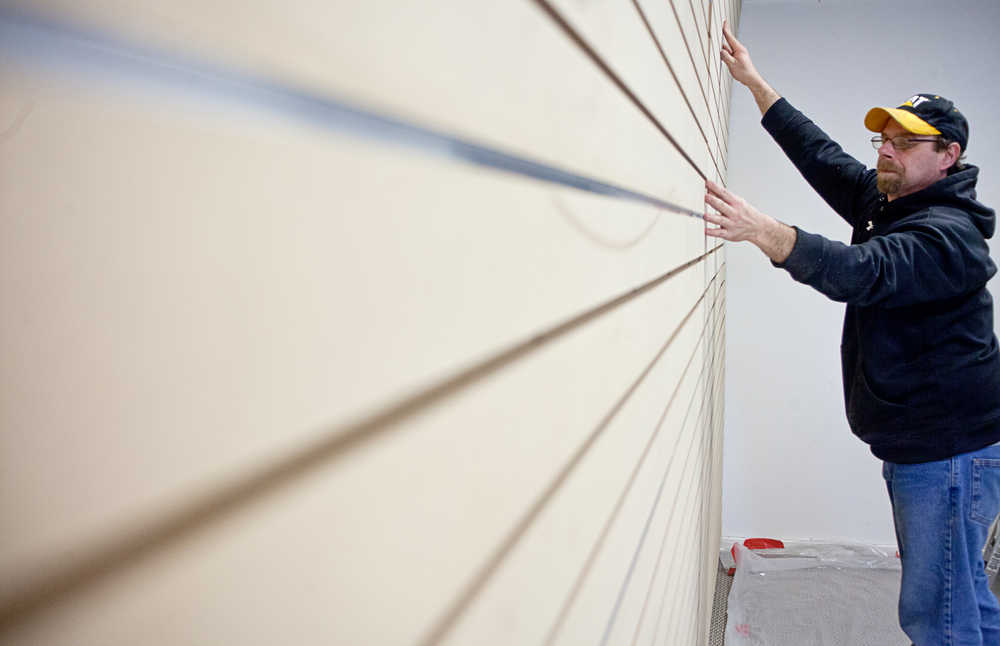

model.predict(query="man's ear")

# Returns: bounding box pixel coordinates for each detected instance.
[940,141,961,171]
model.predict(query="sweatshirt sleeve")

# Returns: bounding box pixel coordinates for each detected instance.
[762,98,877,229]
[773,216,997,307]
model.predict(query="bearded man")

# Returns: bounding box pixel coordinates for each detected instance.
[709,20,1000,646]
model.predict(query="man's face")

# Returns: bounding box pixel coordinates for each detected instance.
[876,119,952,200]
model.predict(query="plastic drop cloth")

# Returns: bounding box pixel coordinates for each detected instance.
[725,542,909,646]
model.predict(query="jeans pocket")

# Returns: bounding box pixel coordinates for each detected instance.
[971,458,1000,526]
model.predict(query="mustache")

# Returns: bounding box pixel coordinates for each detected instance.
[877,159,902,173]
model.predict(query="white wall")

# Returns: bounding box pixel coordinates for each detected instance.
[724,0,1000,545]
[0,1,737,644]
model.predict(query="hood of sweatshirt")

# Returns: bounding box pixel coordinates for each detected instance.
[883,164,995,238]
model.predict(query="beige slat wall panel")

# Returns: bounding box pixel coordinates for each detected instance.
[604,323,724,646]
[634,0,727,175]
[1,249,711,646]
[712,0,735,156]
[546,277,727,646]
[675,0,729,158]
[0,0,738,643]
[691,243,727,636]
[0,60,705,600]
[552,307,727,646]
[544,0,720,184]
[638,0,727,167]
[690,0,720,110]
[440,290,721,646]
[4,0,697,211]
[702,260,728,637]
[688,0,715,112]
[697,272,726,641]
[648,370,724,645]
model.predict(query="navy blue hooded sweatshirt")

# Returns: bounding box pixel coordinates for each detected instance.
[762,98,1000,463]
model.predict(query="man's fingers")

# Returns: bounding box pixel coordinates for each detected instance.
[704,209,725,224]
[705,184,724,204]
[705,179,730,202]
[722,19,739,50]
[722,19,732,41]
[705,179,735,205]
[704,226,730,241]
[705,193,733,217]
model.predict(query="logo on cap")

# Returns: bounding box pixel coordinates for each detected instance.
[904,95,930,109]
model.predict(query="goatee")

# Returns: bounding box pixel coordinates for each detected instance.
[877,161,903,195]
[877,172,902,194]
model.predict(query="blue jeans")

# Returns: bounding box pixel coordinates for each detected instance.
[884,443,1000,646]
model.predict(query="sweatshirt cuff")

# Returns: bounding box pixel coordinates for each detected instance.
[771,226,826,283]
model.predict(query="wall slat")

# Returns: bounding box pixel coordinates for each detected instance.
[545,0,719,182]
[7,0,698,208]
[2,263,713,646]
[0,1,738,643]
[0,56,710,597]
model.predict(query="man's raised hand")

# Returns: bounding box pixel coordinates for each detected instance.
[721,20,780,115]
[721,20,761,87]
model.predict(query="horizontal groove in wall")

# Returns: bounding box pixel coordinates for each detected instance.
[601,302,725,646]
[627,369,714,646]
[668,352,721,636]
[677,499,712,642]
[641,0,728,178]
[533,0,713,184]
[420,270,722,646]
[636,0,735,181]
[632,414,708,646]
[2,2,735,641]
[644,416,713,646]
[0,245,721,633]
[692,369,722,637]
[0,7,704,219]
[688,0,724,123]
[630,0,726,180]
[667,0,724,155]
[702,0,731,170]
[541,281,722,645]
[596,304,725,646]
[0,63,710,621]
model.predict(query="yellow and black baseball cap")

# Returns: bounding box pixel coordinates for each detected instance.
[865,93,969,151]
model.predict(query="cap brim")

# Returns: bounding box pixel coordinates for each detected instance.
[864,107,941,135]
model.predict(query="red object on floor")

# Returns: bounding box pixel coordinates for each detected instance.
[744,537,785,550]
[727,537,786,575]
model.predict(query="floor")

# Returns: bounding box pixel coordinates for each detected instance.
[708,545,910,646]
[709,561,731,645]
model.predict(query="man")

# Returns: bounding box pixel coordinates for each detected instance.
[710,20,1000,646]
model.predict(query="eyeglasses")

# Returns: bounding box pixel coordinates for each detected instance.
[870,135,940,151]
